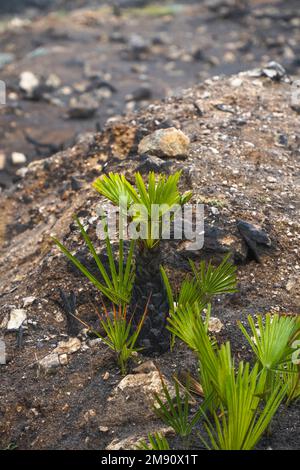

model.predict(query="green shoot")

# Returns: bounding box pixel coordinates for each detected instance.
[94,302,148,375]
[136,432,170,450]
[239,314,299,371]
[161,254,237,313]
[53,216,135,306]
[153,373,203,438]
[93,171,192,250]
[199,363,287,450]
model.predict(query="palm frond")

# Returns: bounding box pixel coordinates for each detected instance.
[136,432,170,450]
[239,314,299,370]
[53,218,135,306]
[200,364,286,450]
[93,171,192,249]
[189,253,238,301]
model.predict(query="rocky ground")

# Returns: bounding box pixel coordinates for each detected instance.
[1,0,300,187]
[0,60,299,449]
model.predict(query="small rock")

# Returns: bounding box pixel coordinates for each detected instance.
[106,436,142,451]
[133,360,157,374]
[211,206,219,215]
[99,426,109,433]
[59,353,69,365]
[102,371,110,381]
[214,103,235,114]
[45,73,61,89]
[106,427,173,450]
[115,370,167,399]
[11,152,27,165]
[0,152,6,171]
[230,77,243,87]
[208,317,224,333]
[128,34,150,55]
[53,337,81,355]
[262,62,287,82]
[84,409,96,422]
[286,276,298,293]
[138,127,190,159]
[23,296,36,308]
[7,309,27,331]
[237,220,271,263]
[39,353,60,372]
[19,71,40,98]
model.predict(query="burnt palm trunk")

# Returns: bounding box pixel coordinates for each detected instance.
[130,244,170,354]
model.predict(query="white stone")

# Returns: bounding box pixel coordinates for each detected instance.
[230,77,243,88]
[7,309,27,330]
[59,353,69,365]
[11,152,27,165]
[23,296,36,308]
[19,71,39,96]
[0,152,6,171]
[53,337,81,355]
[208,317,224,334]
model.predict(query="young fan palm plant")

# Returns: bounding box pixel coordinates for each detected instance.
[239,314,300,398]
[199,363,287,450]
[93,171,192,352]
[161,254,237,315]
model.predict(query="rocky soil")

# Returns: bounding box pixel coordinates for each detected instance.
[0,61,299,449]
[1,0,300,187]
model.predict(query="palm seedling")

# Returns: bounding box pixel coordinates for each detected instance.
[161,254,237,315]
[136,432,170,450]
[53,216,135,306]
[199,362,287,450]
[93,171,192,352]
[92,302,148,374]
[153,372,210,444]
[239,314,300,398]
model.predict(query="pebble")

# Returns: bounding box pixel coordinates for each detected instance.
[39,353,61,372]
[7,308,27,331]
[45,74,61,89]
[138,127,190,159]
[262,61,287,81]
[59,354,69,365]
[230,77,243,87]
[102,371,110,381]
[128,34,149,55]
[19,71,40,98]
[99,426,109,433]
[53,337,81,355]
[11,152,27,165]
[0,152,6,171]
[208,317,224,334]
[23,296,36,308]
[133,360,157,374]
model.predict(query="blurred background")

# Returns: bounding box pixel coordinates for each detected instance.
[0,0,299,187]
